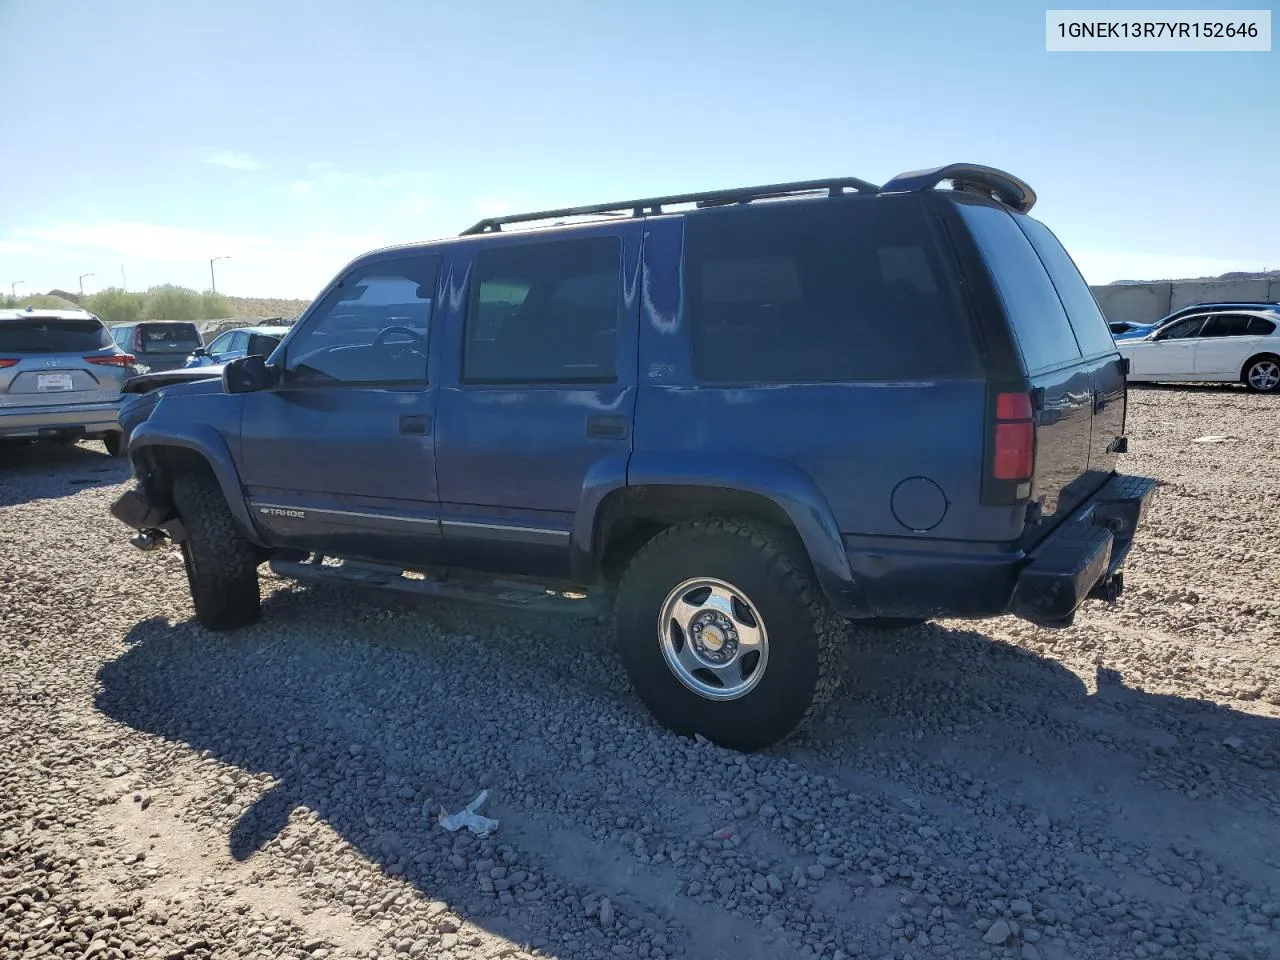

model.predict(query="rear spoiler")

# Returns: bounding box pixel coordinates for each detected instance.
[878,163,1036,213]
[122,367,223,396]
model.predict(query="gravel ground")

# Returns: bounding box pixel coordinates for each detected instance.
[2,385,1278,960]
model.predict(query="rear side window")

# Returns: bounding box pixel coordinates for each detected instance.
[462,237,621,383]
[1201,314,1257,337]
[1014,215,1116,358]
[685,198,976,383]
[138,323,203,353]
[955,202,1082,373]
[0,318,112,353]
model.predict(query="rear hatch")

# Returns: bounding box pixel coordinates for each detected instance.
[950,197,1126,546]
[0,317,131,408]
[132,322,203,370]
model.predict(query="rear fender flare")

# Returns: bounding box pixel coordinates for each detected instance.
[584,453,860,614]
[129,422,266,547]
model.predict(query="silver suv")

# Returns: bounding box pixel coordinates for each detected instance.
[0,307,136,456]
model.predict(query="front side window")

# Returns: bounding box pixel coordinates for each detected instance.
[206,331,238,355]
[1157,315,1207,340]
[685,198,976,383]
[283,256,439,386]
[462,237,621,383]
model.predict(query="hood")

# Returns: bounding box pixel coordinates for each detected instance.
[122,366,225,395]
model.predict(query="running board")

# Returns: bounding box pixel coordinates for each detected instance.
[268,556,608,618]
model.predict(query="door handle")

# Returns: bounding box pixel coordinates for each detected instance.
[399,413,433,436]
[586,415,629,440]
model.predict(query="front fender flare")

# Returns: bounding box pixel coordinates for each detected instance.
[129,422,266,547]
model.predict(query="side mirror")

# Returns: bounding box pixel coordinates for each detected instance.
[193,346,208,357]
[223,354,278,394]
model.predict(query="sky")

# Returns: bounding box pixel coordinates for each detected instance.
[0,0,1277,301]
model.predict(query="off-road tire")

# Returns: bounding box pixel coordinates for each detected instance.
[615,517,841,752]
[172,468,261,630]
[103,432,125,457]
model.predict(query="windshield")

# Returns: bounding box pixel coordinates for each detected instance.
[0,318,112,353]
[139,323,203,353]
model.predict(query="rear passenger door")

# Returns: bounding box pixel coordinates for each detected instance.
[1194,313,1266,379]
[434,226,642,580]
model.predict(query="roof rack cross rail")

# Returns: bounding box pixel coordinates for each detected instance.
[459,177,881,235]
[878,163,1037,213]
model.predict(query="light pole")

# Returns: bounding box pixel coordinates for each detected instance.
[10,281,23,300]
[79,273,95,297]
[120,264,127,292]
[209,256,230,294]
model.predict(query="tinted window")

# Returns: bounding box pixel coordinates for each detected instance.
[285,256,439,385]
[138,323,202,353]
[685,198,975,383]
[1248,316,1277,336]
[956,202,1082,373]
[463,237,620,383]
[1201,314,1255,338]
[246,332,281,356]
[1157,316,1207,340]
[1014,215,1116,357]
[0,318,112,353]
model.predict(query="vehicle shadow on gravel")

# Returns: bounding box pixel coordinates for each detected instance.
[0,440,127,506]
[93,591,1280,957]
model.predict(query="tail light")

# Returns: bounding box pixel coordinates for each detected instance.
[87,354,136,366]
[992,391,1035,481]
[0,359,18,369]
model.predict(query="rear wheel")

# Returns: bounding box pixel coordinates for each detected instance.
[1243,355,1280,393]
[615,517,840,752]
[103,432,125,457]
[172,468,261,630]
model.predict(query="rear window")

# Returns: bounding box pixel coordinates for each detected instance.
[955,201,1082,373]
[685,198,976,382]
[0,318,112,354]
[138,323,202,353]
[1013,214,1116,358]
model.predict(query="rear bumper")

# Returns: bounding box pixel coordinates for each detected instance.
[843,473,1158,627]
[0,400,124,438]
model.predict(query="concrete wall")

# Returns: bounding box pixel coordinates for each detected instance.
[1089,279,1280,324]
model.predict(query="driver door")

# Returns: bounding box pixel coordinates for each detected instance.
[237,253,445,566]
[1127,313,1207,378]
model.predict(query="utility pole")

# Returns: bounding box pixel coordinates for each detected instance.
[209,256,230,294]
[79,273,95,297]
[120,264,127,292]
[9,281,23,299]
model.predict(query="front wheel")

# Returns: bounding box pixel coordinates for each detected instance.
[172,469,261,630]
[1243,356,1280,393]
[103,432,125,457]
[615,518,840,752]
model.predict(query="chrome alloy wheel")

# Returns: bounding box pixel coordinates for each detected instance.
[658,577,769,701]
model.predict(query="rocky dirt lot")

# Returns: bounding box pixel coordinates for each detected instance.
[2,386,1278,960]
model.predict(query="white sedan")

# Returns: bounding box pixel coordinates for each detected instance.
[1115,308,1280,393]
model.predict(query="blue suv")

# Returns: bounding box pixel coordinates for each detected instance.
[110,164,1156,751]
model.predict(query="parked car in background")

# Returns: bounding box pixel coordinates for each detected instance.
[1115,306,1280,391]
[0,307,135,455]
[184,325,289,368]
[109,163,1157,751]
[1112,301,1280,342]
[108,321,204,373]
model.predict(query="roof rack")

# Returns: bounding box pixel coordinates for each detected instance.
[877,163,1037,213]
[459,177,881,235]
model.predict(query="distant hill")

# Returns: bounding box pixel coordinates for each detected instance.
[1111,269,1280,285]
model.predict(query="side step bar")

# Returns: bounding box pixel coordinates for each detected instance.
[268,556,609,619]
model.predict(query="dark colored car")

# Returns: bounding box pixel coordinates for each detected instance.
[109,163,1156,751]
[109,321,204,373]
[0,307,135,455]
